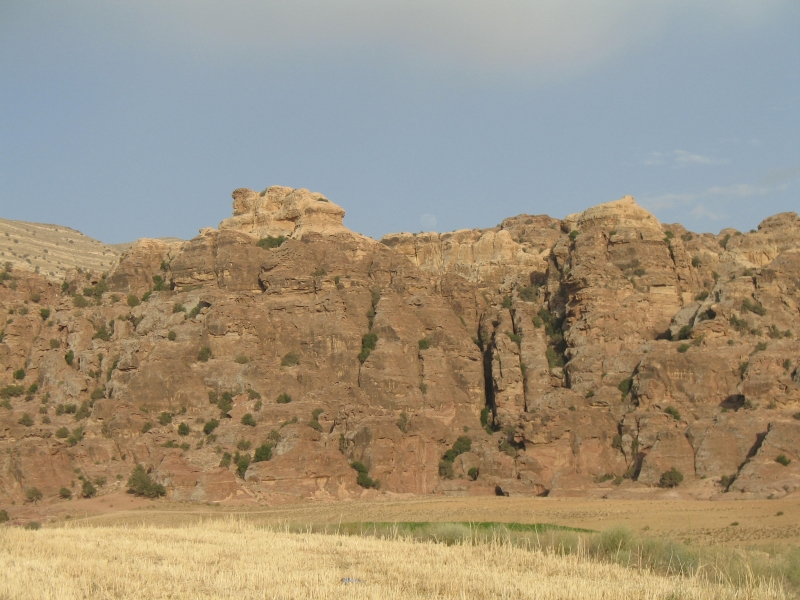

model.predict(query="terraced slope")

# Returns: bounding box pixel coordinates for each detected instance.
[0,218,120,280]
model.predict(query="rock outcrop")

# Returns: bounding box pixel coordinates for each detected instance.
[1,187,799,506]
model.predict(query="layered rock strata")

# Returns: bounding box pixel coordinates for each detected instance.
[1,187,799,504]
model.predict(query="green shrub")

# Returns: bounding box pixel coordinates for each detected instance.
[468,467,479,481]
[754,341,768,352]
[13,368,25,380]
[729,314,749,334]
[127,294,140,307]
[518,285,539,302]
[277,392,292,404]
[158,412,173,426]
[452,436,472,455]
[739,362,749,377]
[177,422,190,435]
[40,308,50,320]
[618,377,633,398]
[141,422,153,434]
[81,480,97,498]
[241,413,256,427]
[236,438,252,451]
[776,454,791,466]
[677,343,690,353]
[55,426,69,438]
[65,350,74,365]
[665,406,681,421]
[66,426,84,446]
[24,521,41,530]
[235,355,249,364]
[203,419,219,435]
[396,411,409,433]
[719,474,736,491]
[90,387,105,400]
[281,351,300,367]
[358,333,378,363]
[1,384,24,399]
[418,338,431,350]
[59,487,72,499]
[127,464,166,497]
[633,267,646,277]
[219,452,232,468]
[438,460,454,479]
[741,298,766,316]
[659,468,684,488]
[506,331,521,346]
[311,267,327,277]
[691,256,700,268]
[480,406,491,427]
[186,304,202,319]
[253,443,273,462]
[256,236,286,249]
[695,290,709,301]
[197,346,212,362]
[152,275,167,291]
[92,322,112,342]
[18,413,33,426]
[351,461,380,488]
[569,230,580,242]
[72,294,89,308]
[25,487,43,503]
[234,452,251,478]
[49,338,60,349]
[167,330,176,341]
[664,230,674,240]
[141,291,152,302]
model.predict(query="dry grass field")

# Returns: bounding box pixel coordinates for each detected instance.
[41,493,800,547]
[5,494,800,597]
[0,520,790,600]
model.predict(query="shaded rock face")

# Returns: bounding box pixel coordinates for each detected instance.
[1,189,800,504]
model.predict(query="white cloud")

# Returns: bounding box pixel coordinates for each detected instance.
[690,204,725,220]
[640,181,788,219]
[642,149,727,167]
[673,150,727,166]
[57,0,795,75]
[761,166,800,185]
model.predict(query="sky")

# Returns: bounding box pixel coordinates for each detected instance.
[1,1,798,243]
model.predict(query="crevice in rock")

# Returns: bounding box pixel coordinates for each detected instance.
[477,315,497,427]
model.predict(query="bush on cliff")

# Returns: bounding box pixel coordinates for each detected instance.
[127,464,166,498]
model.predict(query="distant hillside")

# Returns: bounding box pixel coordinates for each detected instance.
[0,218,183,281]
[0,217,121,280]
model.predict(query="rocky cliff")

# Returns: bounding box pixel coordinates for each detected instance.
[1,187,799,505]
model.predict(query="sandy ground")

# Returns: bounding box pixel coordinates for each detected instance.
[7,491,800,547]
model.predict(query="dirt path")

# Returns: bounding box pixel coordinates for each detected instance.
[22,492,800,547]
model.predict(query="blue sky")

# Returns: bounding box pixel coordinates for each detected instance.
[1,1,798,243]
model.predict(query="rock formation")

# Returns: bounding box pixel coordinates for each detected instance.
[1,187,799,505]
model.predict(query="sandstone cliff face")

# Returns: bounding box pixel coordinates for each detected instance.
[1,188,799,505]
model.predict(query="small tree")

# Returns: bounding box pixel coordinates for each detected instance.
[127,294,140,307]
[254,443,273,462]
[659,467,684,488]
[241,413,256,427]
[177,422,190,436]
[197,346,212,362]
[203,419,219,435]
[18,413,33,427]
[25,487,43,503]
[81,480,97,498]
[127,464,166,498]
[468,467,479,481]
[351,461,379,489]
[59,487,72,499]
[13,368,25,380]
